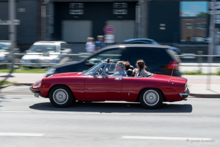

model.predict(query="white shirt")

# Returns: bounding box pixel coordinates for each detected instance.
[86,42,95,53]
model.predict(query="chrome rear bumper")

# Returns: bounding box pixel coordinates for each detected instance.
[179,88,189,98]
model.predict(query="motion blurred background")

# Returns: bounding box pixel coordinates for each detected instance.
[0,0,220,79]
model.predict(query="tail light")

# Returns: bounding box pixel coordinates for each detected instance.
[168,61,179,69]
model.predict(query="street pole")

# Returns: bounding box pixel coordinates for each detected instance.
[207,0,216,90]
[9,0,15,72]
[0,0,16,87]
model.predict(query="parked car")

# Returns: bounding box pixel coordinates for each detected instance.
[0,40,20,68]
[30,59,189,108]
[20,41,71,68]
[46,44,182,77]
[124,38,181,55]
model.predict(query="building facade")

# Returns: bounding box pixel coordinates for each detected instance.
[0,0,210,50]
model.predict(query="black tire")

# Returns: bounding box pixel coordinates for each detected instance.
[49,85,75,108]
[139,89,163,109]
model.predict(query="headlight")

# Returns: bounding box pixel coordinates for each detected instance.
[33,80,42,88]
[46,68,56,75]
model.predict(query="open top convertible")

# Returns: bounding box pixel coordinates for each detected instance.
[30,59,189,109]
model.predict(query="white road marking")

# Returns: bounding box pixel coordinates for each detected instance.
[122,136,213,141]
[0,133,44,137]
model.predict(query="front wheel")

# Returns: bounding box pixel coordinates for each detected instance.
[139,89,163,109]
[49,85,75,108]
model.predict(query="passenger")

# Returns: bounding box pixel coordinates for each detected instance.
[133,59,150,77]
[124,61,131,71]
[123,61,133,76]
[112,61,127,77]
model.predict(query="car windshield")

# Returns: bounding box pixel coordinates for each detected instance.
[0,43,10,52]
[82,62,106,76]
[29,45,57,53]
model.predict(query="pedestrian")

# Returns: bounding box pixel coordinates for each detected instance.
[95,35,105,51]
[85,37,95,53]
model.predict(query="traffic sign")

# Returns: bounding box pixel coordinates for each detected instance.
[103,25,115,34]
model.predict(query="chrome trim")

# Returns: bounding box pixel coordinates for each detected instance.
[179,88,189,98]
[115,78,122,80]
[30,87,40,93]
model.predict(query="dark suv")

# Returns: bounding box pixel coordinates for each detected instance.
[46,44,181,77]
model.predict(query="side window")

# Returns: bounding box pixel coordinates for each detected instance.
[87,48,122,65]
[122,47,157,66]
[61,43,69,50]
[141,40,152,44]
[156,49,174,64]
[64,43,69,48]
[61,43,65,50]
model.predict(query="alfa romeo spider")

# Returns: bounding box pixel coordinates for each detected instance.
[30,59,189,109]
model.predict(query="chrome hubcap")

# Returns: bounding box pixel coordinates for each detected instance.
[53,89,69,105]
[143,90,159,106]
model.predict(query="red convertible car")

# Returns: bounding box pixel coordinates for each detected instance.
[30,59,189,109]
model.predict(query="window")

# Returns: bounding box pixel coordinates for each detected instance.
[186,23,192,29]
[102,63,117,76]
[83,62,105,76]
[122,47,157,66]
[0,43,10,52]
[29,45,57,53]
[87,48,122,65]
[61,43,69,50]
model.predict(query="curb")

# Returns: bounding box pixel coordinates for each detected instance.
[0,83,13,89]
[13,83,33,86]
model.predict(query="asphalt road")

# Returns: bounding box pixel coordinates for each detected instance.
[0,86,219,147]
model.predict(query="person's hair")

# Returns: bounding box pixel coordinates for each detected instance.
[117,61,125,69]
[87,37,94,42]
[136,59,147,71]
[124,61,130,70]
[97,35,104,38]
[90,37,94,42]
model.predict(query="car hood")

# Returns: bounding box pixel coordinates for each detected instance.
[22,53,59,60]
[152,74,187,83]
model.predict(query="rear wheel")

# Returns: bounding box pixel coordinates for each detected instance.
[139,89,163,109]
[49,85,75,107]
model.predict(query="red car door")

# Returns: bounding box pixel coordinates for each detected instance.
[84,75,123,101]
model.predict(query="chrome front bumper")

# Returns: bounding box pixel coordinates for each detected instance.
[30,87,40,98]
[179,88,189,98]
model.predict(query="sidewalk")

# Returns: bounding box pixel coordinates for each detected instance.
[0,73,219,98]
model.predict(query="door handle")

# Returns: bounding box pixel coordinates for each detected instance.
[115,78,122,80]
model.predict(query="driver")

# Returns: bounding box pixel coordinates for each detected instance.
[111,61,127,77]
